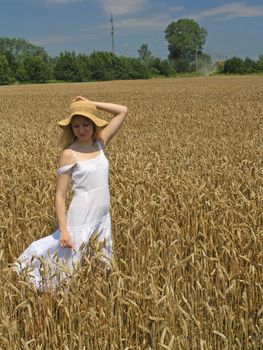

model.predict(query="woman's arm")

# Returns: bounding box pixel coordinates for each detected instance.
[73,96,128,147]
[95,101,128,147]
[56,150,75,248]
[95,101,128,115]
[55,175,69,231]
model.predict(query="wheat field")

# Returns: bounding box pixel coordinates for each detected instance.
[0,76,262,349]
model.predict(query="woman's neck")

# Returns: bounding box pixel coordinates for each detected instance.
[74,140,95,150]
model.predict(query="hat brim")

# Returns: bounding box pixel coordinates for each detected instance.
[58,112,108,128]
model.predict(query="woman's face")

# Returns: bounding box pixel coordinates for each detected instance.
[71,115,95,143]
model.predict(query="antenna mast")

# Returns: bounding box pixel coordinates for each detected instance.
[110,14,115,54]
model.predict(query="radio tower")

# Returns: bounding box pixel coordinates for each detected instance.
[110,14,115,54]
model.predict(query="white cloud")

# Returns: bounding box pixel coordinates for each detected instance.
[115,15,172,30]
[31,34,74,45]
[97,0,150,16]
[41,1,263,22]
[169,5,184,13]
[191,2,263,21]
[43,0,150,15]
[31,32,96,45]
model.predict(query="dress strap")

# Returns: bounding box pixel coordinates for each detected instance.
[57,163,75,175]
[70,149,78,161]
[97,141,103,151]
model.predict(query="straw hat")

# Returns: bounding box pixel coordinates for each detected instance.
[57,100,108,128]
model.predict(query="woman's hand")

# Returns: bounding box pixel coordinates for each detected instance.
[72,96,90,103]
[59,230,74,249]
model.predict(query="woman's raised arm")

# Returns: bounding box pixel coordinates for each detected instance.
[73,96,128,147]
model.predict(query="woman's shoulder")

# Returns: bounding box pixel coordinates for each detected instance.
[58,148,75,168]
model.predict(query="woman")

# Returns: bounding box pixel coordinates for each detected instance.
[13,96,128,291]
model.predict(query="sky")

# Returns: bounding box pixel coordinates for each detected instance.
[0,0,262,61]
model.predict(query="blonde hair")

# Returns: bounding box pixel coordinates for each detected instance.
[58,119,104,150]
[58,125,77,150]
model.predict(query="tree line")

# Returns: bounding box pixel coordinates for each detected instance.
[0,40,171,85]
[216,56,263,75]
[0,18,262,85]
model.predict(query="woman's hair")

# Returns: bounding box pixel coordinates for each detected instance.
[58,116,102,150]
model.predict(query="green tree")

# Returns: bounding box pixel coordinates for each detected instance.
[16,64,27,82]
[88,51,122,81]
[223,57,245,74]
[243,57,257,73]
[165,18,207,72]
[148,57,176,77]
[16,55,50,83]
[54,51,82,82]
[137,43,176,77]
[0,37,47,59]
[118,56,150,79]
[138,44,152,63]
[256,55,263,71]
[77,54,92,81]
[0,54,13,85]
[0,37,49,76]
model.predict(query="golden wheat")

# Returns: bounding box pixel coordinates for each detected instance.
[0,76,262,349]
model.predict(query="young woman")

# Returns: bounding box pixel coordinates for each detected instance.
[13,96,128,291]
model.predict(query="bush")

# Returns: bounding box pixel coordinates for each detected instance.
[0,54,13,85]
[88,51,122,81]
[77,54,92,81]
[174,58,192,73]
[256,55,263,71]
[16,55,51,83]
[118,57,150,79]
[243,57,258,73]
[54,51,82,82]
[223,57,245,74]
[149,57,176,77]
[87,52,150,81]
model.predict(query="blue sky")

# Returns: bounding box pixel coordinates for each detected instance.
[0,0,262,61]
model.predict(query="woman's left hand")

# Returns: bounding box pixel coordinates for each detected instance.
[72,96,89,103]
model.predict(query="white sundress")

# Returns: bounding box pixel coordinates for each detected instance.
[12,141,112,291]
